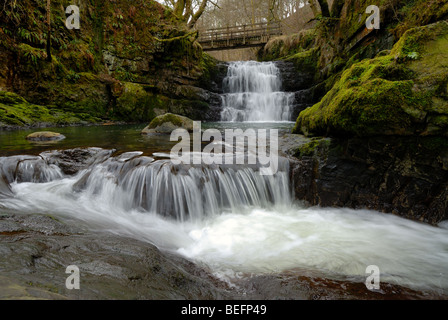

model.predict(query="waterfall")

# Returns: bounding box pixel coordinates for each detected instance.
[220,61,295,122]
[1,147,448,293]
[0,148,292,222]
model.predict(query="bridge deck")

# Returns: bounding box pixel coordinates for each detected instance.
[198,22,282,51]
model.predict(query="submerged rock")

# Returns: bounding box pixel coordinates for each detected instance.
[141,113,194,135]
[26,131,66,141]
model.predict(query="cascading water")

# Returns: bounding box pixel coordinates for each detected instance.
[0,149,291,222]
[1,148,448,293]
[220,61,294,122]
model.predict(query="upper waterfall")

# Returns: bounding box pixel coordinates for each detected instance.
[220,61,294,122]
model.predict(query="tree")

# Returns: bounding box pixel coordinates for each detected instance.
[167,0,211,28]
[46,0,51,61]
[308,0,330,18]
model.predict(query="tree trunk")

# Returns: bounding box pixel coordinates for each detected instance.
[173,0,185,18]
[250,0,255,25]
[309,0,330,18]
[46,0,51,62]
[187,0,208,29]
[268,0,277,23]
[183,0,192,21]
[308,0,320,17]
[330,0,345,18]
[317,0,330,17]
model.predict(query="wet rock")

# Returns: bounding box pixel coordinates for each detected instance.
[40,148,114,176]
[0,155,63,184]
[288,136,448,225]
[0,214,233,300]
[0,167,13,197]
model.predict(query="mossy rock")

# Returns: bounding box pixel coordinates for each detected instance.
[0,91,100,128]
[293,21,448,138]
[285,47,320,76]
[141,113,193,135]
[26,131,66,141]
[292,137,331,158]
[115,82,172,122]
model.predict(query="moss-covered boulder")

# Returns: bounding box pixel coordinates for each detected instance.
[293,21,448,137]
[141,113,194,135]
[26,131,65,141]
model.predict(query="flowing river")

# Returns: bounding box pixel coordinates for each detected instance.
[0,61,447,296]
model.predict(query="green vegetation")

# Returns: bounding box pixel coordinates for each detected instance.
[115,82,165,122]
[293,21,448,137]
[0,91,100,128]
[292,138,331,158]
[0,0,212,129]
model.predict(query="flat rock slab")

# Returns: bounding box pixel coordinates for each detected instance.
[26,131,66,141]
[0,213,232,300]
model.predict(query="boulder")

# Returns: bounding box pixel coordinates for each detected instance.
[26,131,66,141]
[141,113,194,135]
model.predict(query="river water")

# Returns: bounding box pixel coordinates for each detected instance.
[0,61,447,296]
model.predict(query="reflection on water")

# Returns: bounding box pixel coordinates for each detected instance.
[0,122,295,157]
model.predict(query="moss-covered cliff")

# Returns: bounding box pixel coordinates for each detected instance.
[260,0,448,109]
[294,21,448,137]
[0,0,222,129]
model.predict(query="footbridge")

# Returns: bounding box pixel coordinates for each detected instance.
[198,22,282,51]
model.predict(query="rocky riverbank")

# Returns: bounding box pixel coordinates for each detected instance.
[1,213,443,300]
[278,134,448,225]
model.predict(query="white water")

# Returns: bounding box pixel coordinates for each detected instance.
[1,151,448,293]
[220,61,294,122]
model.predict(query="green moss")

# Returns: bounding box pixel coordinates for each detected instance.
[418,136,448,152]
[148,113,193,129]
[199,53,219,85]
[0,91,100,128]
[294,21,448,138]
[293,138,331,158]
[392,0,448,39]
[285,47,320,76]
[115,82,169,122]
[391,20,448,62]
[260,29,317,61]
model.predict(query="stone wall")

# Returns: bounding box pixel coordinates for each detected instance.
[206,47,259,61]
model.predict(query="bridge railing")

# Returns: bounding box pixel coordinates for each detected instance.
[198,22,282,49]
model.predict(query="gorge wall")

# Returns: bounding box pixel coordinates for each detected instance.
[0,0,226,129]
